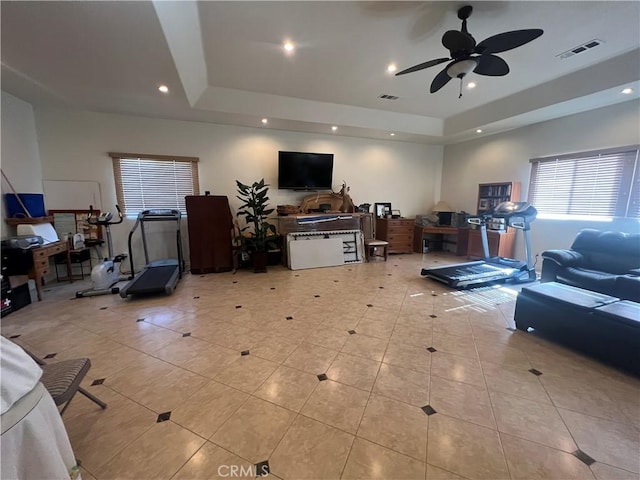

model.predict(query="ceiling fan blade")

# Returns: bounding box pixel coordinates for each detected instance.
[442,30,475,53]
[430,65,453,93]
[475,29,543,55]
[395,57,450,76]
[474,54,509,76]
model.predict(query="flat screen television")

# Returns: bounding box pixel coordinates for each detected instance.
[278,151,334,190]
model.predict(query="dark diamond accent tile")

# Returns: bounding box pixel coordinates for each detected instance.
[9,335,21,339]
[136,318,145,322]
[429,314,437,318]
[193,296,200,299]
[241,350,250,356]
[317,373,328,381]
[506,327,516,332]
[394,265,398,267]
[99,307,108,310]
[334,280,339,282]
[314,295,320,298]
[421,405,437,416]
[91,378,105,386]
[295,274,300,277]
[156,411,171,423]
[572,450,596,466]
[236,305,242,309]
[348,330,357,335]
[431,293,438,296]
[286,316,293,320]
[426,347,437,353]
[200,275,205,278]
[366,304,373,307]
[255,460,270,477]
[270,287,276,290]
[387,273,392,276]
[529,368,543,376]
[44,353,57,359]
[182,332,191,337]
[379,286,384,289]
[232,281,238,284]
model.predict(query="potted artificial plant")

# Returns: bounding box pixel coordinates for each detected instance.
[236,179,276,272]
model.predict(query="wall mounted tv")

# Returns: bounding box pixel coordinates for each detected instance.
[278,151,334,190]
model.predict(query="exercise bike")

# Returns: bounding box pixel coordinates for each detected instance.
[75,205,128,298]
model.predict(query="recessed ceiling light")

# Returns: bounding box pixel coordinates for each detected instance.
[467,82,477,89]
[387,64,397,73]
[331,126,338,132]
[476,129,483,133]
[390,133,395,136]
[158,85,169,93]
[621,88,633,94]
[283,41,295,53]
[261,118,268,124]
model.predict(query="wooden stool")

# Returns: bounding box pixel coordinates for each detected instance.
[365,239,389,261]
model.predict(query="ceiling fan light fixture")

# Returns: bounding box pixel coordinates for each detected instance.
[387,63,397,73]
[283,41,295,54]
[447,59,478,79]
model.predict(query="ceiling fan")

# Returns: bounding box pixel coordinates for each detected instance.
[396,5,543,97]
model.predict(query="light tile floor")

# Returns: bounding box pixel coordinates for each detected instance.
[2,251,639,480]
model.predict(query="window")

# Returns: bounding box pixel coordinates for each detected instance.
[528,146,640,220]
[110,152,199,215]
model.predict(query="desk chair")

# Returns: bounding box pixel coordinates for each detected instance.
[22,348,107,415]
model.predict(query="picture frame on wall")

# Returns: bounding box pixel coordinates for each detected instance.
[374,202,392,218]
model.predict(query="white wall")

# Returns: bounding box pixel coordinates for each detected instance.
[442,100,640,263]
[34,108,443,267]
[1,91,44,239]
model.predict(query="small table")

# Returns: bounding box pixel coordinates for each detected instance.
[413,225,467,256]
[29,241,72,301]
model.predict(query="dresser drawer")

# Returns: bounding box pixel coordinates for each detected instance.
[387,225,412,234]
[33,258,50,274]
[387,233,413,244]
[389,243,413,254]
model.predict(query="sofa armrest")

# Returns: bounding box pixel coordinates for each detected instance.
[541,249,585,267]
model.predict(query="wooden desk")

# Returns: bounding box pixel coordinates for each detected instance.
[413,225,468,256]
[30,241,72,301]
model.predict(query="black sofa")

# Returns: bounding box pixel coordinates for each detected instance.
[541,229,640,302]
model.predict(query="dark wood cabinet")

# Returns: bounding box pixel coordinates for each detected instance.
[467,229,516,260]
[185,195,233,273]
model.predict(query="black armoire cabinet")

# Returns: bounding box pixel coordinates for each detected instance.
[185,195,234,273]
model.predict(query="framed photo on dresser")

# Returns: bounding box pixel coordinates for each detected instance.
[374,202,392,218]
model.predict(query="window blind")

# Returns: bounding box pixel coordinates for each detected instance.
[110,153,199,215]
[528,147,639,219]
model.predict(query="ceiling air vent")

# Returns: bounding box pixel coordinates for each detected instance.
[557,39,603,59]
[378,94,399,100]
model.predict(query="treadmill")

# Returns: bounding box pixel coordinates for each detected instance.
[119,209,184,297]
[421,202,537,289]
